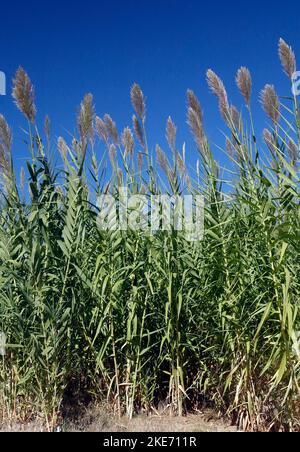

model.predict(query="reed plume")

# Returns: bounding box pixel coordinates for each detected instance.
[176,152,186,177]
[186,90,206,153]
[166,116,177,152]
[236,67,252,106]
[207,69,229,120]
[12,67,36,123]
[288,139,298,165]
[0,114,12,154]
[78,93,95,143]
[187,90,203,122]
[133,115,145,147]
[109,144,117,166]
[95,116,109,143]
[0,145,10,179]
[104,114,119,145]
[187,91,207,158]
[122,127,134,156]
[188,108,204,152]
[58,137,69,162]
[230,105,241,132]
[137,152,143,171]
[44,115,51,147]
[278,38,296,79]
[131,83,146,120]
[260,84,280,124]
[156,144,169,175]
[0,115,12,179]
[263,128,277,152]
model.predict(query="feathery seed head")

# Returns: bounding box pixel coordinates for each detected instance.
[109,144,117,166]
[230,105,241,132]
[131,83,146,120]
[166,116,177,152]
[207,69,230,120]
[58,137,69,161]
[12,67,36,123]
[263,128,277,153]
[95,116,109,143]
[44,115,50,146]
[236,67,252,106]
[261,85,280,124]
[186,174,191,190]
[0,114,12,153]
[156,144,169,175]
[187,107,206,155]
[104,114,119,145]
[187,90,203,123]
[263,128,273,144]
[288,139,298,164]
[176,152,186,177]
[0,115,12,179]
[132,115,145,147]
[137,152,143,171]
[122,127,134,156]
[0,144,11,179]
[186,90,206,154]
[78,93,95,143]
[279,38,296,79]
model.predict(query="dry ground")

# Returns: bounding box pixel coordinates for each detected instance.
[1,405,238,432]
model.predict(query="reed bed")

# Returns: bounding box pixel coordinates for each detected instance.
[0,39,300,431]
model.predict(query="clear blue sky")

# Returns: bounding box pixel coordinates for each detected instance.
[1,0,300,176]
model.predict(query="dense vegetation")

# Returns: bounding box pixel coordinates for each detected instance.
[0,39,299,431]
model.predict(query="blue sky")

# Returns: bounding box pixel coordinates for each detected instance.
[1,0,300,177]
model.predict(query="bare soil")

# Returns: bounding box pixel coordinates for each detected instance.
[1,405,238,432]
